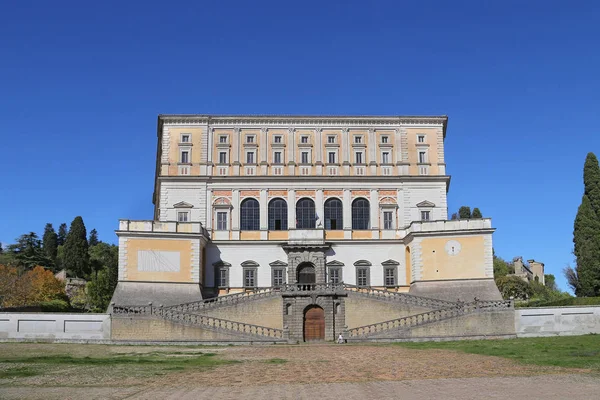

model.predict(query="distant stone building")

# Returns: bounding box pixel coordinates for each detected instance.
[512,257,545,285]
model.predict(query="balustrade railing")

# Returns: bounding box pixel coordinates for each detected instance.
[112,303,284,339]
[348,299,513,338]
[342,284,458,309]
[281,283,345,293]
[166,287,278,313]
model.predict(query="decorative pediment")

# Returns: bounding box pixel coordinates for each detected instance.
[173,201,194,208]
[269,260,288,267]
[381,259,400,266]
[241,260,259,268]
[212,260,231,268]
[379,197,397,205]
[213,197,232,208]
[326,260,345,267]
[353,260,372,267]
[416,200,436,208]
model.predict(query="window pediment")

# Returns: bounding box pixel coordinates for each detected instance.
[354,260,372,267]
[173,201,194,208]
[416,200,436,208]
[213,260,231,268]
[269,260,288,267]
[213,197,232,209]
[326,260,345,267]
[241,260,259,268]
[381,259,400,266]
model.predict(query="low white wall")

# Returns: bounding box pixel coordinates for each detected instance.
[0,313,111,340]
[515,306,600,337]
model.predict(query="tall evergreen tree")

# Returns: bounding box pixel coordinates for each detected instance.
[458,206,472,219]
[572,194,600,296]
[0,242,3,254]
[42,223,58,264]
[63,217,90,278]
[7,232,49,269]
[584,152,600,216]
[57,223,68,246]
[88,229,99,247]
[472,208,483,218]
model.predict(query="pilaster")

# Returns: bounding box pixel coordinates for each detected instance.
[206,190,213,229]
[288,189,296,229]
[316,189,324,227]
[259,189,268,232]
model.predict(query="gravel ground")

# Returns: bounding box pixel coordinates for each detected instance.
[0,343,596,399]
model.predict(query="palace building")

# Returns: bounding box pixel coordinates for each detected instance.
[110,115,505,342]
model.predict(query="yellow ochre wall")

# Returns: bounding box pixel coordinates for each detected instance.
[125,238,194,283]
[405,127,441,175]
[419,236,486,280]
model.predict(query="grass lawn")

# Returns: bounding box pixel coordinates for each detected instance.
[0,344,233,382]
[396,334,600,371]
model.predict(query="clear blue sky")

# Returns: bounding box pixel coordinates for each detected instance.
[1,0,599,292]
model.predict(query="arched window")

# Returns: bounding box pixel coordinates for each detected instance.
[296,198,316,229]
[324,198,343,230]
[240,198,260,231]
[352,198,370,230]
[268,198,288,230]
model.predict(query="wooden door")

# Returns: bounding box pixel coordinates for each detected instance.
[304,306,325,341]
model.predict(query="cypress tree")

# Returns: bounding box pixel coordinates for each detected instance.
[458,206,472,219]
[57,223,68,246]
[88,229,99,247]
[573,194,600,296]
[472,208,483,218]
[42,223,58,263]
[584,152,600,216]
[63,216,90,278]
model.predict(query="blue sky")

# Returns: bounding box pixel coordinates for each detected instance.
[1,0,599,291]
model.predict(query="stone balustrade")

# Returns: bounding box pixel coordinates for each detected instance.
[118,219,208,235]
[342,284,457,309]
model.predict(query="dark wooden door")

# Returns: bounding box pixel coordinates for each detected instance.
[304,306,325,341]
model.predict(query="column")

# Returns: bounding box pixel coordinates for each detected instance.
[207,128,214,176]
[287,128,296,175]
[316,189,324,228]
[231,189,240,239]
[370,189,379,239]
[260,189,268,239]
[206,190,213,229]
[288,189,296,229]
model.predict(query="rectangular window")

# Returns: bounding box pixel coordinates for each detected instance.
[421,211,431,221]
[381,136,388,143]
[301,136,308,143]
[180,151,189,163]
[246,152,255,164]
[216,212,227,230]
[274,136,282,143]
[328,136,336,143]
[274,152,282,164]
[354,136,362,144]
[355,152,363,164]
[301,151,309,164]
[383,211,393,229]
[272,269,285,287]
[246,135,254,143]
[418,135,425,143]
[177,211,189,222]
[329,268,342,284]
[218,268,228,288]
[382,152,390,164]
[244,269,256,288]
[181,134,190,143]
[357,268,369,287]
[328,152,336,164]
[418,151,427,164]
[219,151,227,164]
[385,268,396,286]
[219,135,228,143]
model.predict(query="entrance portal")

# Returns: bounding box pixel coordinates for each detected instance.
[303,305,325,341]
[297,262,316,289]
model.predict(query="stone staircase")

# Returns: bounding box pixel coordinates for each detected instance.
[342,284,458,309]
[164,287,279,313]
[112,303,285,341]
[346,299,513,340]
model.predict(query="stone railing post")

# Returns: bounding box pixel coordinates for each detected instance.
[283,325,293,343]
[148,302,153,315]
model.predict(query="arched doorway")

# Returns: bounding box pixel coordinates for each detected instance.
[303,305,325,341]
[297,262,316,290]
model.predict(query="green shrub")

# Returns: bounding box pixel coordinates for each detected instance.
[518,297,600,308]
[39,299,70,312]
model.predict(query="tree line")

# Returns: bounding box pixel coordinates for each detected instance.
[0,216,117,312]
